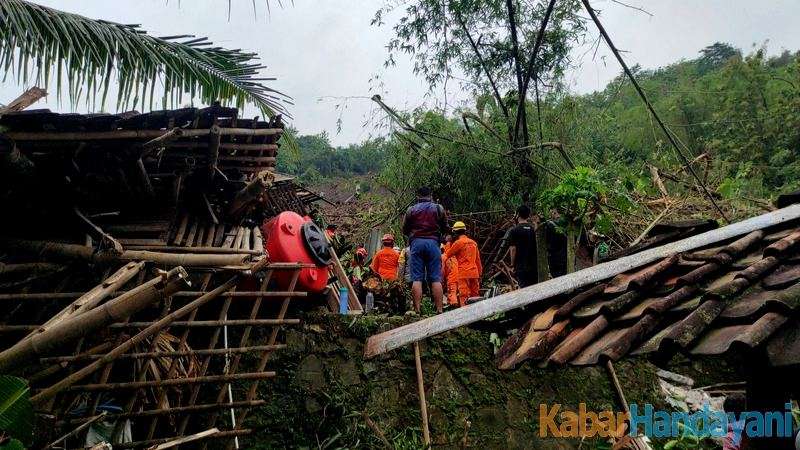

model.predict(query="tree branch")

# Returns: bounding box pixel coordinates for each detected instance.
[515,0,557,143]
[453,9,513,142]
[505,0,528,147]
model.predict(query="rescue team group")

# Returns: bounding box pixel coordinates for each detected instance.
[349,186,539,314]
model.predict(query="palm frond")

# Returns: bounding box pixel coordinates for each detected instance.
[0,0,290,118]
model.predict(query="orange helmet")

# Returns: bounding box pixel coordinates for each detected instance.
[382,233,395,243]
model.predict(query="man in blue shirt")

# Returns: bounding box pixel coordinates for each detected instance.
[402,186,447,313]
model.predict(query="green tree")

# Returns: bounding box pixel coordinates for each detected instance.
[373,0,587,179]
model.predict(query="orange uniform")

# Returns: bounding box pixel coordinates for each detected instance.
[371,247,400,281]
[441,243,460,306]
[444,235,482,305]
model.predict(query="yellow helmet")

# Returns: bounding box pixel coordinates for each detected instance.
[452,221,467,232]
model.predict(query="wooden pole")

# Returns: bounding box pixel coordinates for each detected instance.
[43,411,107,449]
[24,261,144,339]
[207,125,222,183]
[227,173,274,219]
[328,247,362,312]
[150,428,220,450]
[413,342,431,446]
[363,204,800,357]
[0,86,47,114]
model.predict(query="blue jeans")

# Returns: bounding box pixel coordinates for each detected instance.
[410,238,442,283]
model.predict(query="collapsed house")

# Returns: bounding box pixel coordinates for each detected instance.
[0,106,345,448]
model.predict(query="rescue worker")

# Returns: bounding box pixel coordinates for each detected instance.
[371,234,400,281]
[441,235,459,307]
[505,204,538,288]
[444,221,482,306]
[402,186,447,313]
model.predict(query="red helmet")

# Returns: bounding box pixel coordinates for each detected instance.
[382,233,395,243]
[356,247,368,258]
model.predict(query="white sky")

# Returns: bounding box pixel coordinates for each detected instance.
[2,0,799,145]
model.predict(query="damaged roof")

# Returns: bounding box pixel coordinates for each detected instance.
[497,209,800,370]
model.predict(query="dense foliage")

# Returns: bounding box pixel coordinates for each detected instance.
[277,131,388,182]
[299,42,800,248]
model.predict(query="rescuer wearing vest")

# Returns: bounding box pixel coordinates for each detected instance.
[441,235,459,307]
[371,234,400,281]
[402,186,448,313]
[444,221,482,306]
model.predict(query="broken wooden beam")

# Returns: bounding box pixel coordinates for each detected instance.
[363,204,800,358]
[226,173,274,219]
[0,86,47,114]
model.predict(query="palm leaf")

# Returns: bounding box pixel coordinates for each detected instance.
[0,375,32,447]
[0,0,290,118]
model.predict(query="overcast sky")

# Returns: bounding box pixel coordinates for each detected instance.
[2,0,800,145]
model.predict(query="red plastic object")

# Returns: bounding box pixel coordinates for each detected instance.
[261,211,329,293]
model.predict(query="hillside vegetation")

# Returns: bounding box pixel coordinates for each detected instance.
[281,43,800,241]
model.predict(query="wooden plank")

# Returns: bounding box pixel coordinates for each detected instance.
[363,204,800,358]
[151,428,220,450]
[0,86,47,114]
[328,247,363,313]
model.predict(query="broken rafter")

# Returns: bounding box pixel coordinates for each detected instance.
[364,204,800,357]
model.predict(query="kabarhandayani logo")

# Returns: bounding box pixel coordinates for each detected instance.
[539,402,796,445]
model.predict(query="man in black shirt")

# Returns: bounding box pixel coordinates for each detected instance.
[506,205,538,288]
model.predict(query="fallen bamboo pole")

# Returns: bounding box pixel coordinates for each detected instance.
[0,267,189,372]
[0,290,306,301]
[413,342,431,446]
[43,411,107,450]
[121,245,263,254]
[28,262,144,338]
[108,319,300,328]
[4,128,282,141]
[39,344,286,363]
[364,204,800,357]
[113,429,252,450]
[65,371,276,391]
[62,400,266,422]
[30,259,269,404]
[0,238,251,267]
[150,428,220,450]
[227,174,273,219]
